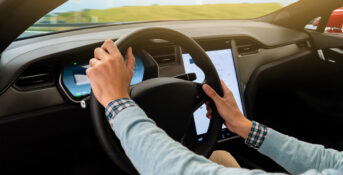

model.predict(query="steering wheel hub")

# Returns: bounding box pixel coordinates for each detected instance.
[130,77,205,140]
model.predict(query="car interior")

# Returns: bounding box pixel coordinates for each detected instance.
[0,0,342,174]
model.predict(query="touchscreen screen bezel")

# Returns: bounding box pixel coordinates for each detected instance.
[181,40,247,142]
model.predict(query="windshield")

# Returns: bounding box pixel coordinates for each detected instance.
[18,0,299,39]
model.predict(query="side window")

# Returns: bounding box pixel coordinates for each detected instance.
[324,7,343,35]
[305,17,321,31]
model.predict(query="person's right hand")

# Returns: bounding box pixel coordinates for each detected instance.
[86,40,135,108]
[202,80,252,139]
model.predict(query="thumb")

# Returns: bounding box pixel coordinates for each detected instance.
[126,47,135,72]
[202,84,222,103]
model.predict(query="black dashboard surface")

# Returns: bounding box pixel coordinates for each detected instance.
[0,19,313,119]
[0,20,309,94]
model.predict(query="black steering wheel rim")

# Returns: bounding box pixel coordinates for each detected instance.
[90,27,223,174]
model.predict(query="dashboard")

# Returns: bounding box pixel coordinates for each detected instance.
[0,20,313,142]
[59,41,246,141]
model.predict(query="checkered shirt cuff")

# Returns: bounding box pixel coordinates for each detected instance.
[105,98,137,120]
[245,121,269,149]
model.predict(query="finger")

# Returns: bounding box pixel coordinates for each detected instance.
[86,67,93,77]
[220,80,232,96]
[206,106,212,113]
[89,58,100,67]
[206,104,210,111]
[202,84,221,103]
[126,47,136,71]
[94,47,109,60]
[101,40,119,55]
[205,101,212,109]
[206,113,212,120]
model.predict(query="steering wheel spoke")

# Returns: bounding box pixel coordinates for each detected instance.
[130,78,204,141]
[190,82,208,112]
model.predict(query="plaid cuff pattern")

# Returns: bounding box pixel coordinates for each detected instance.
[105,98,137,120]
[245,121,269,149]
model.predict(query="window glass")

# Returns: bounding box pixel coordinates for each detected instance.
[18,0,300,39]
[305,17,321,30]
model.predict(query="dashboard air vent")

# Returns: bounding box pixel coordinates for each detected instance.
[14,63,57,91]
[297,40,311,49]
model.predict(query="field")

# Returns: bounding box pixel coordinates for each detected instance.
[55,3,282,22]
[27,3,282,33]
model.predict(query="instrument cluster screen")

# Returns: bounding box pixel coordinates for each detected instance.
[61,56,144,100]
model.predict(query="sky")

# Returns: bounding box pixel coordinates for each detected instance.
[52,0,298,13]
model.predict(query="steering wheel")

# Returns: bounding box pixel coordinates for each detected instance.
[90,27,223,174]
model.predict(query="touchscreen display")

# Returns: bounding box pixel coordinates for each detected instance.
[182,49,244,140]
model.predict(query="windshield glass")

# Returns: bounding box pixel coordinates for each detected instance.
[18,0,299,39]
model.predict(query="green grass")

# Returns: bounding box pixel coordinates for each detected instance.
[51,3,282,23]
[27,27,73,32]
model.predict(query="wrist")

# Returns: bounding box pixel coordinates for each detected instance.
[228,117,252,139]
[103,93,130,108]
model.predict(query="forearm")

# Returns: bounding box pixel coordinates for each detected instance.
[229,117,252,139]
[107,99,284,175]
[113,107,220,174]
[105,98,343,175]
[112,108,343,175]
[258,128,343,174]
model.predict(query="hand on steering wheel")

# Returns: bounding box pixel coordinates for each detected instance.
[87,40,135,107]
[203,81,252,139]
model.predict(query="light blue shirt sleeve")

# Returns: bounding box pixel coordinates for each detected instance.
[109,105,343,175]
[258,128,343,174]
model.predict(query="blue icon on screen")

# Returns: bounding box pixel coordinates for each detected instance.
[189,59,194,64]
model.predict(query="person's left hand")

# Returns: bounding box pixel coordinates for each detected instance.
[86,40,136,107]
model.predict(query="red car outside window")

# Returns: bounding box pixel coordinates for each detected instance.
[312,7,343,33]
[326,7,343,33]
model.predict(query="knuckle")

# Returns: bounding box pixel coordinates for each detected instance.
[105,39,113,44]
[103,41,110,47]
[86,68,92,75]
[108,55,116,60]
[94,47,100,54]
[89,58,95,64]
[106,57,115,64]
[103,54,110,60]
[209,90,216,97]
[98,62,106,68]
